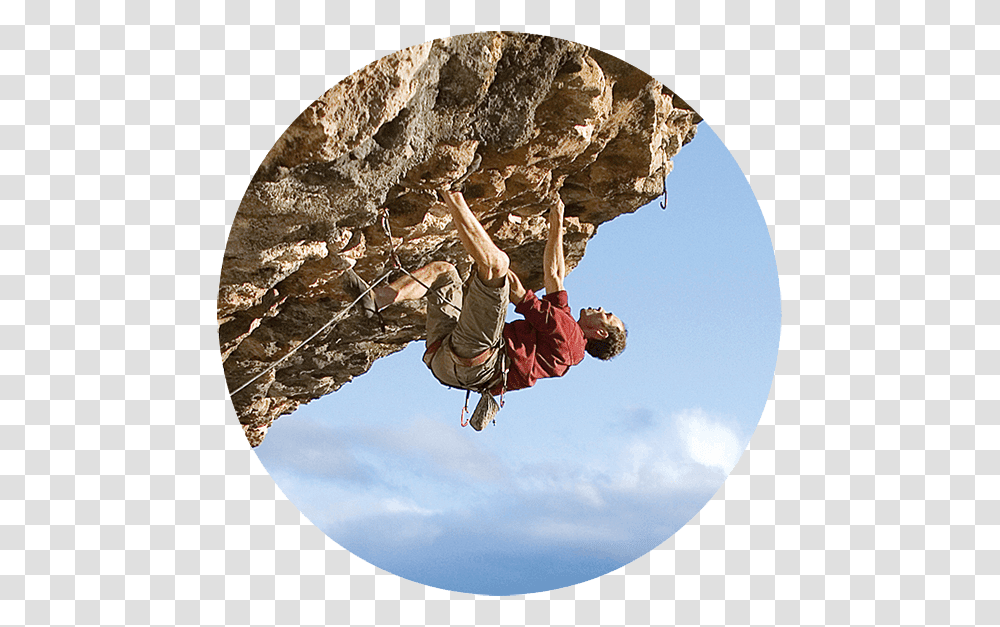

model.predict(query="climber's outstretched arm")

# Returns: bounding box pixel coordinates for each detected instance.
[543,196,566,294]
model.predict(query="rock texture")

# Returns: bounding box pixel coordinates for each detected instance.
[220,32,701,447]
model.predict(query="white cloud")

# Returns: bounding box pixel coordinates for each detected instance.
[383,497,436,516]
[370,416,509,482]
[575,482,605,507]
[527,518,621,544]
[549,407,745,498]
[675,408,746,475]
[261,404,749,566]
[293,487,448,549]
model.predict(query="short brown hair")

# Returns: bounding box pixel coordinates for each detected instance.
[585,323,627,360]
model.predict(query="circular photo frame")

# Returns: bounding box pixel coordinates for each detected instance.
[219,31,780,596]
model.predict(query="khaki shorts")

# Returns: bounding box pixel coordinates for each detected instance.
[423,265,508,391]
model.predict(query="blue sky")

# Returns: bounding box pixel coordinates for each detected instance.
[254,123,782,596]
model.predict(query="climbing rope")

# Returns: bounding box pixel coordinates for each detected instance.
[660,141,670,210]
[228,270,392,397]
[230,206,460,398]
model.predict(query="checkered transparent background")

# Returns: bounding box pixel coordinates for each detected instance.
[2,1,997,625]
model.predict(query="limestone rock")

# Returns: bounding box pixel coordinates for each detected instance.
[219,32,702,446]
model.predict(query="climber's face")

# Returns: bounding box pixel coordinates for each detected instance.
[578,307,622,340]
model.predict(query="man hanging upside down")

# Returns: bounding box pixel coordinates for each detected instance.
[344,187,627,430]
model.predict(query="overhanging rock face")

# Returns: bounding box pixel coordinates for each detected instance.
[219,32,702,447]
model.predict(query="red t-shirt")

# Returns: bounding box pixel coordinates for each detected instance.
[498,290,587,392]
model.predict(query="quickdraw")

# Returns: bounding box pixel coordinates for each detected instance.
[460,390,471,427]
[660,140,670,210]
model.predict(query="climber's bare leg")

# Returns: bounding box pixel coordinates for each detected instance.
[373,260,454,310]
[439,189,509,287]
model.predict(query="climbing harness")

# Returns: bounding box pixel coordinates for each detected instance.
[424,333,508,429]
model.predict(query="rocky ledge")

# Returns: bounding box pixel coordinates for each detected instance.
[219,32,701,446]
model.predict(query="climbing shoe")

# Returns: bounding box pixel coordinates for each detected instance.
[342,268,385,330]
[450,153,482,192]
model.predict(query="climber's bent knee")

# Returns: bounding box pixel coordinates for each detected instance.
[476,249,509,287]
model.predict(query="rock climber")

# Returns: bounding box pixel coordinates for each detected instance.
[344,179,627,430]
